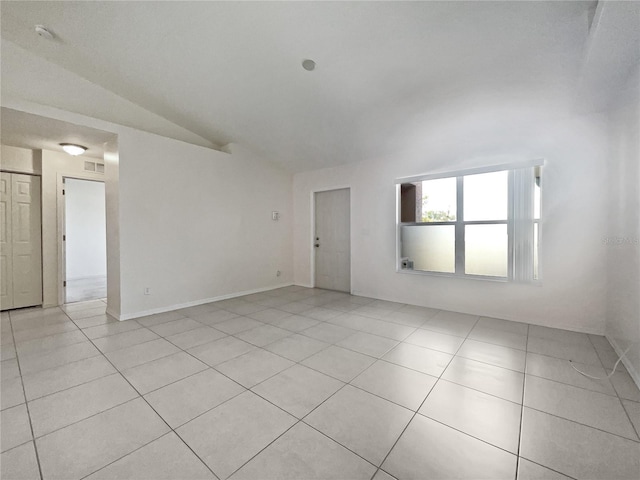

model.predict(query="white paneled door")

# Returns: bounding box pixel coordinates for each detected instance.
[0,172,42,310]
[314,188,350,292]
[0,173,13,308]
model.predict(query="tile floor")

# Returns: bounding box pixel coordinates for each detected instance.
[1,287,639,480]
[65,276,107,304]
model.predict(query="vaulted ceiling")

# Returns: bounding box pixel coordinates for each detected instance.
[1,1,637,172]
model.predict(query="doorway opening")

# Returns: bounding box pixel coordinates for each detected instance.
[313,187,351,293]
[63,177,106,303]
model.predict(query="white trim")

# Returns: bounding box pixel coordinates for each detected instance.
[117,283,294,321]
[56,175,65,306]
[396,268,510,283]
[606,335,640,390]
[455,176,464,274]
[309,191,315,287]
[105,308,121,321]
[396,158,545,184]
[56,173,106,306]
[395,184,402,271]
[0,168,42,176]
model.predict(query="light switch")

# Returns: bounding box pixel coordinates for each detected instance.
[272,211,280,221]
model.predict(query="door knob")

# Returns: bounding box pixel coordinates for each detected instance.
[314,243,320,247]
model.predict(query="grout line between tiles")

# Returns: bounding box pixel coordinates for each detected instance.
[77,430,220,480]
[127,362,210,396]
[85,309,343,480]
[81,320,144,339]
[251,377,381,474]
[8,314,45,480]
[523,370,618,398]
[518,456,579,480]
[28,392,139,441]
[23,369,123,404]
[620,399,640,441]
[13,333,88,356]
[514,321,530,478]
[17,347,103,379]
[416,412,519,456]
[452,350,526,374]
[165,316,390,476]
[8,290,639,479]
[63,310,222,480]
[523,405,640,444]
[428,375,523,406]
[371,315,481,479]
[222,422,302,479]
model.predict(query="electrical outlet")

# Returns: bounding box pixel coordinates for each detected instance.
[144,287,151,295]
[276,270,281,277]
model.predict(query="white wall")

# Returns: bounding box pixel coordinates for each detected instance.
[104,138,121,318]
[65,178,106,280]
[294,111,611,334]
[0,145,41,174]
[3,102,294,319]
[606,69,640,383]
[117,135,293,318]
[1,145,107,307]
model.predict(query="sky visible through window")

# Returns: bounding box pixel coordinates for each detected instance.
[420,177,456,222]
[421,171,508,222]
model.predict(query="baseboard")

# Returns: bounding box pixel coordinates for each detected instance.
[105,308,121,321]
[119,283,294,321]
[606,335,640,390]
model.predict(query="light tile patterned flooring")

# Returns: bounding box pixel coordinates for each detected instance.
[65,276,107,304]
[1,287,639,480]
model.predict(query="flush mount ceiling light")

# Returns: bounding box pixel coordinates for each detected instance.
[302,59,316,71]
[60,143,87,156]
[35,25,55,40]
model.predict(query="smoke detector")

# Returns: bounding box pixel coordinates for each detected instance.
[35,25,54,40]
[302,59,316,71]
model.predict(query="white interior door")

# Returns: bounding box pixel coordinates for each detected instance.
[11,174,42,309]
[314,188,350,292]
[1,173,42,310]
[0,173,14,309]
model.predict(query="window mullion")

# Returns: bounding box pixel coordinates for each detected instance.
[507,170,515,281]
[455,176,464,275]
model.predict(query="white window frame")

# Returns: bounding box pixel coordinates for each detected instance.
[396,159,543,282]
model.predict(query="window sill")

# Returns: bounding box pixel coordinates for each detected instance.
[396,268,542,286]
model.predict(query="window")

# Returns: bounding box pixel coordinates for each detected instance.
[397,161,542,282]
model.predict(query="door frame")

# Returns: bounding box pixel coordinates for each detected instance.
[310,185,353,293]
[57,174,106,305]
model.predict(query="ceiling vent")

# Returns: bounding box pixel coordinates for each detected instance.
[84,161,105,174]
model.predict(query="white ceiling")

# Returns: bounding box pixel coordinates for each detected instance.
[1,1,635,172]
[1,107,116,160]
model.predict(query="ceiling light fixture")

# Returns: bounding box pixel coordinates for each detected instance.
[35,25,55,40]
[60,143,87,156]
[302,59,316,71]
